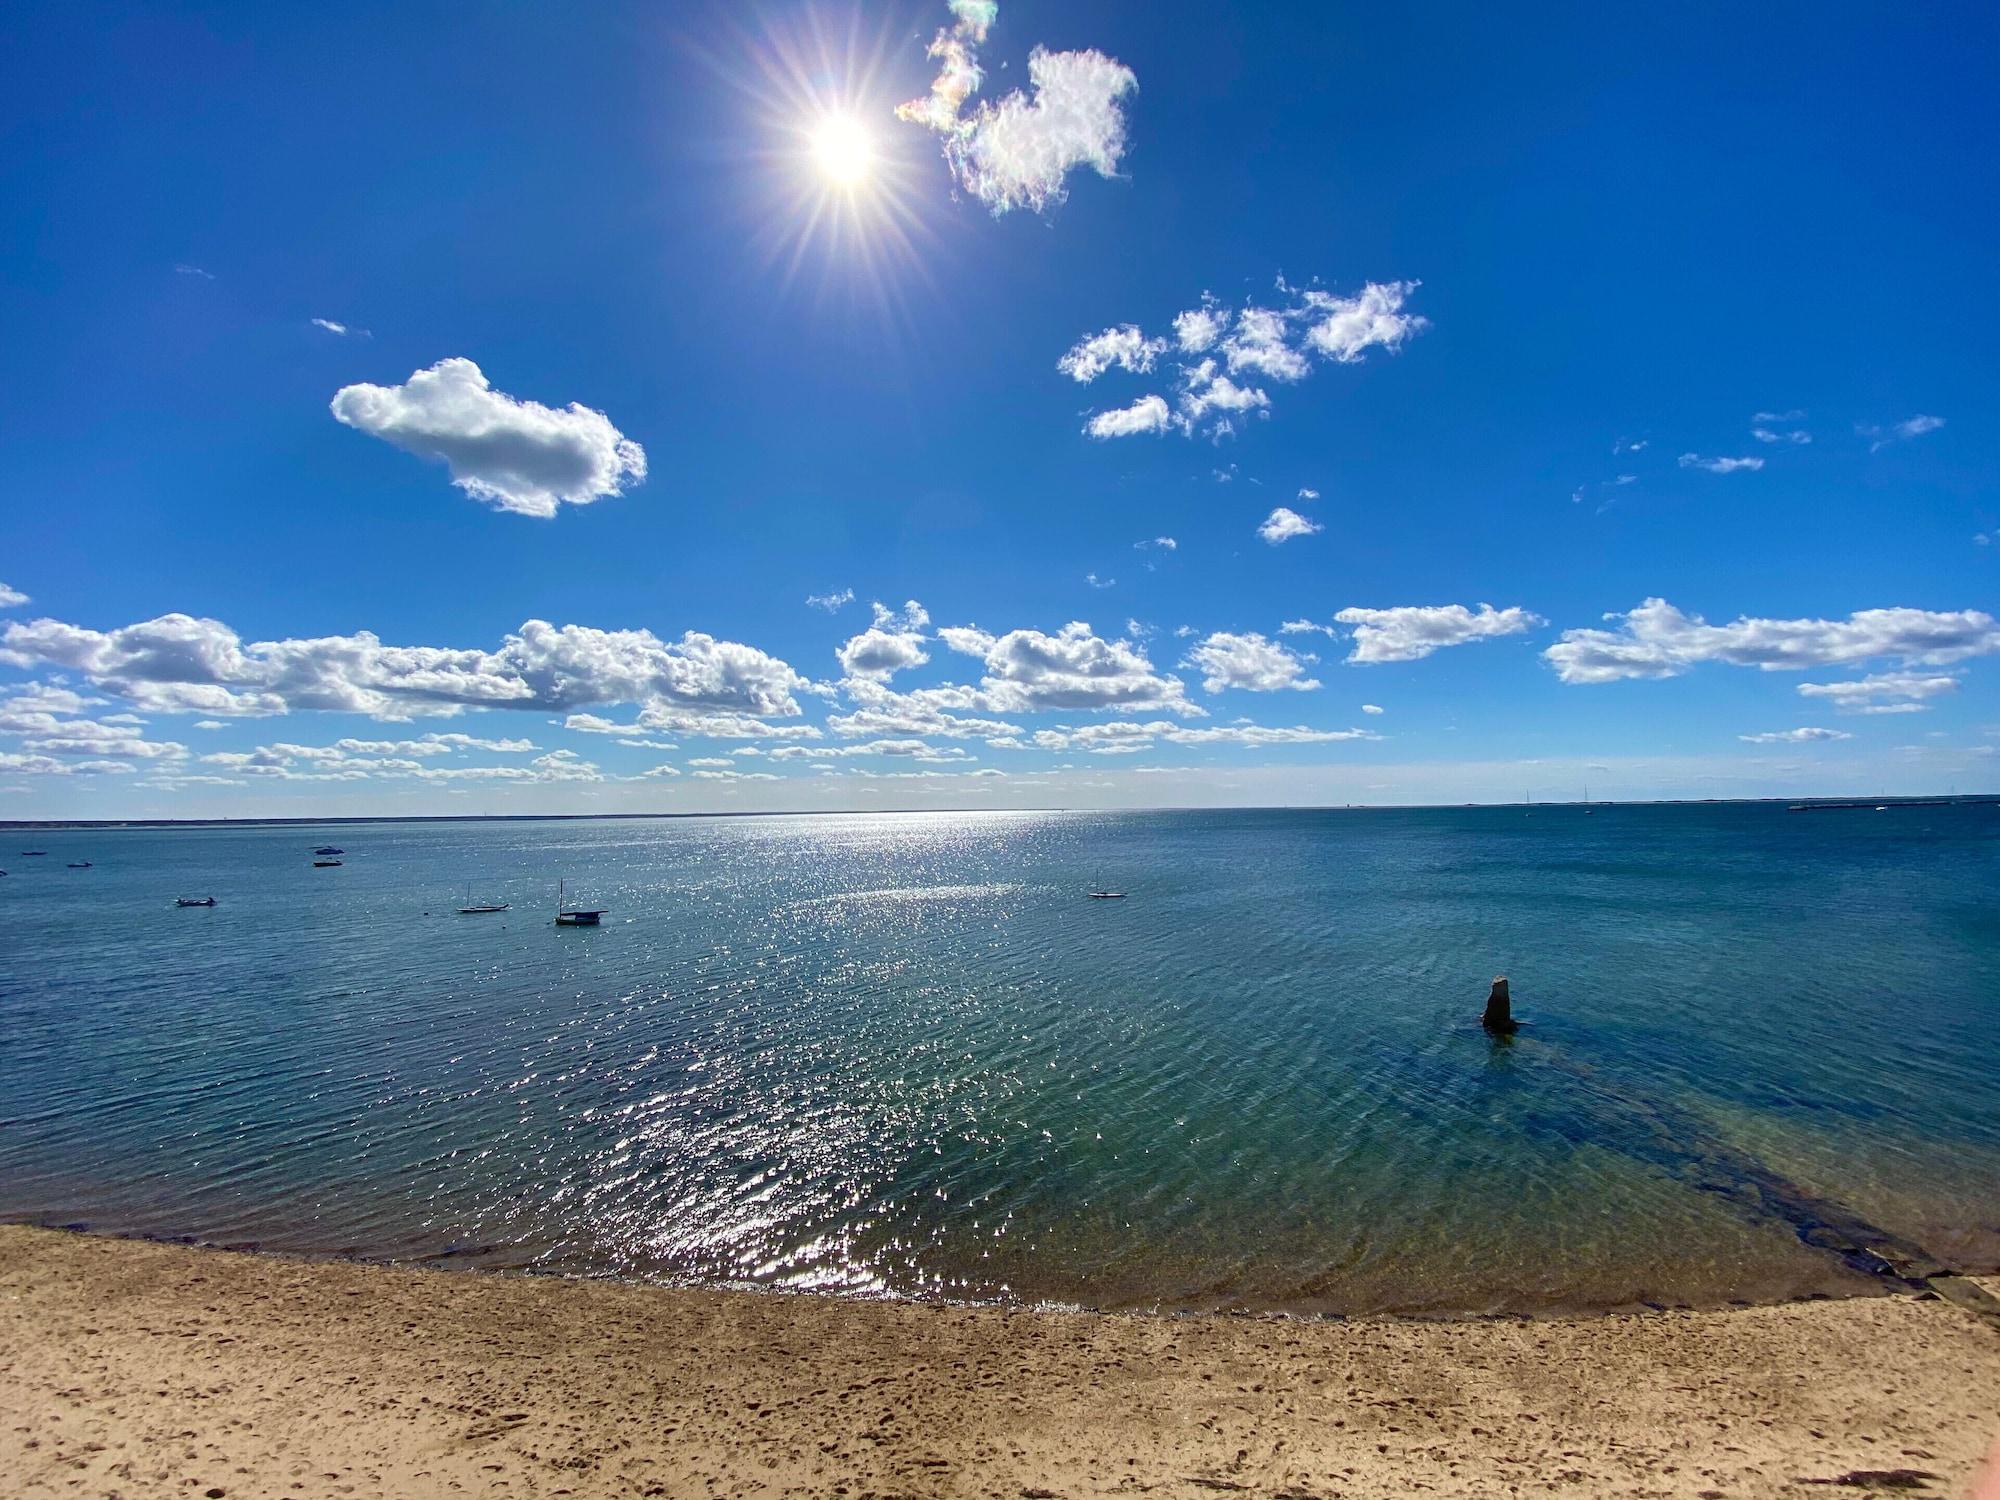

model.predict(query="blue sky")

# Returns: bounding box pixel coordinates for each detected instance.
[3,0,1996,816]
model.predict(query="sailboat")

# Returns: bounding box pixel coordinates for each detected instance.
[458,881,508,915]
[553,878,605,926]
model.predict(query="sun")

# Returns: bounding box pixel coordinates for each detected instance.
[810,115,875,187]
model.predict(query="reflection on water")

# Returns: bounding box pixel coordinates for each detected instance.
[1,805,1996,1314]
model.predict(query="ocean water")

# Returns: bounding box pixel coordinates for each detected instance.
[2,805,1996,1316]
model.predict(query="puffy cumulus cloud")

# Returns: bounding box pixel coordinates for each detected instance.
[1075,279,1425,439]
[897,3,1137,216]
[826,677,1023,741]
[1544,599,2000,684]
[1172,302,1227,353]
[1677,453,1764,474]
[1335,604,1542,664]
[1058,325,1166,382]
[1024,719,1376,754]
[18,719,186,762]
[1257,506,1321,545]
[1296,281,1428,363]
[330,358,646,518]
[940,620,1200,716]
[1797,671,1960,714]
[1084,393,1172,439]
[0,583,28,608]
[564,707,819,743]
[1859,414,1945,452]
[0,751,134,776]
[0,611,811,726]
[806,588,854,612]
[1183,632,1320,694]
[837,600,931,681]
[1739,727,1852,744]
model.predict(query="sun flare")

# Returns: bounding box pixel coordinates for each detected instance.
[810,115,875,186]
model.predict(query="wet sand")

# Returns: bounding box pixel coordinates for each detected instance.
[3,1224,1997,1498]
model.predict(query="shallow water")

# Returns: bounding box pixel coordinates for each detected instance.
[2,805,1996,1314]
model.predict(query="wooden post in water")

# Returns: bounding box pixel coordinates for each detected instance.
[1482,975,1518,1033]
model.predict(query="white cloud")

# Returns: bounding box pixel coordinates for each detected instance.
[0,583,28,608]
[1739,727,1851,744]
[1613,437,1648,455]
[173,264,214,280]
[1183,632,1320,693]
[1335,604,1542,664]
[1280,619,1338,638]
[330,357,646,518]
[311,318,369,338]
[806,588,855,612]
[770,738,971,764]
[1362,703,1384,715]
[1858,414,1945,452]
[941,620,1199,715]
[1085,572,1115,589]
[1134,536,1176,551]
[1172,303,1227,353]
[1297,280,1428,363]
[1296,487,1320,501]
[1545,599,2000,684]
[1796,671,1960,713]
[192,719,226,730]
[1222,307,1310,383]
[1677,453,1765,474]
[1085,394,1173,439]
[1058,324,1167,382]
[897,6,1138,216]
[1751,426,1810,445]
[0,611,811,726]
[837,600,931,681]
[1180,365,1270,432]
[1257,507,1321,545]
[1069,279,1426,440]
[1026,718,1376,753]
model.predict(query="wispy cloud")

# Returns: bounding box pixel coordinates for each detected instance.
[331,358,646,517]
[1858,414,1945,452]
[897,2,1138,216]
[1678,453,1765,474]
[173,264,215,280]
[1739,727,1850,744]
[0,583,27,609]
[1085,572,1116,589]
[1134,536,1177,551]
[806,588,855,612]
[311,317,371,339]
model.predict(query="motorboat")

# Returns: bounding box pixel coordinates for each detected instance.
[1089,891,1126,899]
[67,860,92,869]
[176,896,217,907]
[313,858,343,868]
[313,846,344,855]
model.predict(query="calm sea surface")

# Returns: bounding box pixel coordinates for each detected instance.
[2,805,1996,1315]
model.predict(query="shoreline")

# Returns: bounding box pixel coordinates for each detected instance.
[5,1225,1997,1498]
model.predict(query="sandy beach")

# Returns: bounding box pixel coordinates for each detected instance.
[2,1226,1996,1498]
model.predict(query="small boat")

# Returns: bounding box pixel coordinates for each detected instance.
[21,850,46,857]
[67,860,92,869]
[313,858,343,868]
[553,879,605,926]
[458,883,508,915]
[1089,891,1126,899]
[313,846,344,855]
[176,896,217,907]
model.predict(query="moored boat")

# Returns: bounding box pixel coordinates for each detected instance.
[176,896,217,907]
[553,879,606,926]
[313,858,342,868]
